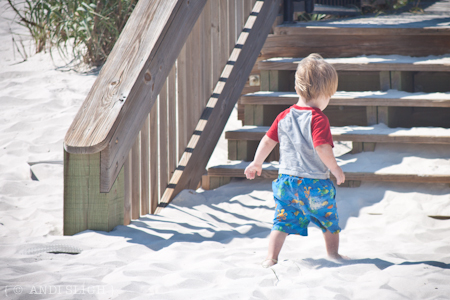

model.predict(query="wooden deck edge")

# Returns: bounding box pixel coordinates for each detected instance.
[240,94,450,108]
[257,61,450,72]
[207,167,450,184]
[225,128,450,145]
[273,26,450,36]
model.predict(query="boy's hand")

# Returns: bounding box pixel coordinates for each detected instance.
[330,166,345,185]
[245,162,262,180]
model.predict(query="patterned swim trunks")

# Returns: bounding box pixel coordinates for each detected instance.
[272,174,341,236]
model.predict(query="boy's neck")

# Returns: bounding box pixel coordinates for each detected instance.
[296,97,319,109]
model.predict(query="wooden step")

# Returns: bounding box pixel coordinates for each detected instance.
[241,90,450,108]
[258,56,450,72]
[205,145,450,189]
[226,125,450,161]
[226,125,450,145]
[242,90,450,128]
[260,15,450,60]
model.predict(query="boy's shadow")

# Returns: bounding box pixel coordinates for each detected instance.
[301,258,450,271]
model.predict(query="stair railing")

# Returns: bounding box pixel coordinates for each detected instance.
[63,0,281,235]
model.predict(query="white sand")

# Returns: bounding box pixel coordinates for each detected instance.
[1,2,450,299]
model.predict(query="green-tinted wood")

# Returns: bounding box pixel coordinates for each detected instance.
[131,136,140,220]
[64,151,124,235]
[228,140,238,160]
[379,71,390,91]
[244,105,255,125]
[363,142,376,152]
[366,106,378,125]
[260,71,270,91]
[254,105,265,126]
[351,142,363,154]
[414,72,450,93]
[337,71,381,92]
[391,71,414,92]
[339,180,362,188]
[269,70,292,91]
[237,140,250,161]
[140,116,150,216]
[208,177,231,190]
[123,152,132,225]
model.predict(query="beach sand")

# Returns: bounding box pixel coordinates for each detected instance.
[1,2,450,299]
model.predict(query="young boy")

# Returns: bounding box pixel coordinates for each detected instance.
[244,53,347,268]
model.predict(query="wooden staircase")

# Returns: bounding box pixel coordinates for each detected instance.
[203,12,450,190]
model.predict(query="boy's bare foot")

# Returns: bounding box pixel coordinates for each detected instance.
[328,253,350,261]
[262,258,278,268]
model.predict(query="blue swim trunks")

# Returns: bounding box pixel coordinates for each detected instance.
[272,174,341,236]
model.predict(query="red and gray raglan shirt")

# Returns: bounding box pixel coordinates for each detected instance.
[266,105,334,179]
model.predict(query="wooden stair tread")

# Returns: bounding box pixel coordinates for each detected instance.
[225,125,450,145]
[258,55,450,72]
[240,91,450,107]
[274,14,450,36]
[207,154,450,183]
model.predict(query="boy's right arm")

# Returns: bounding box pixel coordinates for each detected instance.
[244,135,278,180]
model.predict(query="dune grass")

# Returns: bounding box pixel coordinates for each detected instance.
[7,0,137,66]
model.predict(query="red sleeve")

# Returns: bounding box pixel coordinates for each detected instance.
[266,117,280,142]
[266,108,292,142]
[311,110,334,148]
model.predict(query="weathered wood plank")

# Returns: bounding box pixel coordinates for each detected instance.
[210,0,221,84]
[140,116,150,216]
[131,136,140,220]
[228,0,236,53]
[366,106,378,126]
[225,125,450,144]
[240,91,450,107]
[149,104,159,214]
[258,57,450,72]
[274,26,450,36]
[156,0,282,213]
[207,163,450,184]
[261,35,450,59]
[159,84,169,199]
[64,151,124,235]
[168,66,177,181]
[201,1,213,106]
[177,45,188,161]
[64,0,207,193]
[123,152,132,225]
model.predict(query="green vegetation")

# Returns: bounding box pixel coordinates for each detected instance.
[7,0,137,66]
[362,0,424,15]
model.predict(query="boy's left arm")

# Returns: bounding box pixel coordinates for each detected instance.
[315,144,345,185]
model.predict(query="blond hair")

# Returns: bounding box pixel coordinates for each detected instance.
[295,53,338,102]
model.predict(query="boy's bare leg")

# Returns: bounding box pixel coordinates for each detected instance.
[323,230,348,260]
[264,230,288,266]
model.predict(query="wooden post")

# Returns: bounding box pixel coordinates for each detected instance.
[366,106,378,126]
[63,151,124,235]
[123,152,132,225]
[149,105,159,214]
[202,175,231,190]
[391,71,414,92]
[140,116,150,216]
[131,136,141,220]
[363,142,376,152]
[351,142,363,154]
[379,71,390,91]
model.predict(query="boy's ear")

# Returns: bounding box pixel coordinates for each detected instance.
[295,86,301,96]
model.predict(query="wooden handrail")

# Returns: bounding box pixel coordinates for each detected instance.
[64,0,206,192]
